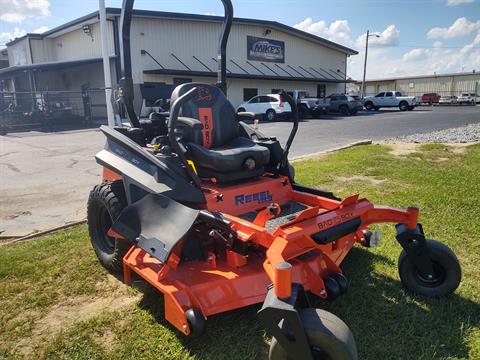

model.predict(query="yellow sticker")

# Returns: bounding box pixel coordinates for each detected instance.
[187,160,198,175]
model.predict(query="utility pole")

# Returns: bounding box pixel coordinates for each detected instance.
[361,30,380,99]
[99,0,115,127]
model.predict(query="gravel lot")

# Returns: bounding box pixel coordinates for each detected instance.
[386,122,480,143]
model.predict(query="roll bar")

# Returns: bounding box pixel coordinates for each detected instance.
[217,0,233,94]
[117,0,233,128]
[278,91,299,174]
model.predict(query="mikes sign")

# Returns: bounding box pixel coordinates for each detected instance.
[247,36,285,63]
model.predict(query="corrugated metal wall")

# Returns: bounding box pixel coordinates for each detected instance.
[51,22,115,62]
[7,39,31,66]
[364,74,480,97]
[129,17,346,84]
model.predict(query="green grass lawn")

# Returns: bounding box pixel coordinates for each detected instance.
[1,143,479,360]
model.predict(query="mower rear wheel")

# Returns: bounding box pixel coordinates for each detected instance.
[398,239,461,297]
[87,181,130,273]
[269,308,358,360]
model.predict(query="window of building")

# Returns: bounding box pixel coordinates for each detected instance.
[243,88,258,101]
[173,78,192,85]
[317,84,326,98]
[271,89,282,94]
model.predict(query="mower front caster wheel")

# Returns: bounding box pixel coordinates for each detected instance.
[185,308,206,337]
[398,239,461,297]
[269,308,358,360]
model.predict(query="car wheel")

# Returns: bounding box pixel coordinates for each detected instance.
[399,101,409,111]
[266,109,276,121]
[237,107,246,113]
[339,105,349,115]
[408,106,415,111]
[364,101,374,111]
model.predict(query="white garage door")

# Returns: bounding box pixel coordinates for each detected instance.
[366,85,375,96]
[378,85,389,92]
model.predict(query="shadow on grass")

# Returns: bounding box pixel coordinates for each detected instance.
[135,247,478,360]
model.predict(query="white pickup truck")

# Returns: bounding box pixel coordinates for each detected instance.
[363,91,417,111]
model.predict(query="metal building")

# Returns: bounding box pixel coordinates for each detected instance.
[356,72,480,98]
[0,8,357,121]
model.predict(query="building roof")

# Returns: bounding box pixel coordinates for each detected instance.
[6,8,358,56]
[359,71,479,83]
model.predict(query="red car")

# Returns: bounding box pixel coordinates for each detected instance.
[421,93,441,105]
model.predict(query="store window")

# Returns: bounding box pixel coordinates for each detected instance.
[243,88,258,101]
[317,84,326,98]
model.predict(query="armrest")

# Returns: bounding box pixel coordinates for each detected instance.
[177,116,203,131]
[236,111,256,120]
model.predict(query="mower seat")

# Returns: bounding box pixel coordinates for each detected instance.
[171,83,270,182]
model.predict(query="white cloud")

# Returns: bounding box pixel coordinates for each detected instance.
[447,0,475,6]
[0,0,50,23]
[402,48,428,61]
[0,27,26,42]
[203,12,216,16]
[293,17,353,47]
[427,17,480,39]
[356,25,400,48]
[349,30,480,79]
[33,26,49,34]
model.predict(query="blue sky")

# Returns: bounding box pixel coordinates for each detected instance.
[1,0,479,79]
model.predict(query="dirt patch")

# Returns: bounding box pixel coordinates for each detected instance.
[383,142,476,157]
[14,275,140,357]
[385,143,420,156]
[335,175,386,186]
[449,143,474,154]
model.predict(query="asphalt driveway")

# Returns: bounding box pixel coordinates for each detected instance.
[1,105,479,237]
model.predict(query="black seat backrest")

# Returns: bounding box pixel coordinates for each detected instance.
[170,83,238,149]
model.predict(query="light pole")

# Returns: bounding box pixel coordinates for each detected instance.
[99,0,115,127]
[361,30,380,99]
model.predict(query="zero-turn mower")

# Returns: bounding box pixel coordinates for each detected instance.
[87,1,462,358]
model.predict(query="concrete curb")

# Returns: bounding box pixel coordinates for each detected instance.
[0,220,87,246]
[291,139,372,162]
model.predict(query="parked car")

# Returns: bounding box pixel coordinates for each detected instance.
[286,90,328,118]
[363,91,417,111]
[457,93,478,105]
[326,93,363,115]
[237,94,291,121]
[438,96,458,105]
[421,93,441,105]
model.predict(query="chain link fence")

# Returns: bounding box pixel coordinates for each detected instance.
[0,88,108,133]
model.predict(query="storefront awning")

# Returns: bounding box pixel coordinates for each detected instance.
[0,57,115,77]
[144,67,356,83]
